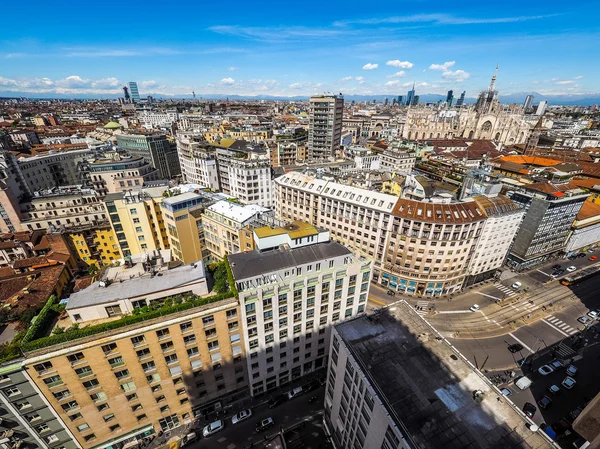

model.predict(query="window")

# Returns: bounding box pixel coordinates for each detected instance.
[76,423,90,432]
[230,333,241,344]
[121,381,137,392]
[180,321,193,332]
[187,347,199,358]
[110,424,121,432]
[165,354,178,365]
[33,362,53,374]
[183,334,197,345]
[43,376,63,388]
[114,369,129,380]
[84,434,96,442]
[131,335,146,347]
[67,352,85,365]
[103,413,116,422]
[108,356,125,369]
[75,366,94,379]
[90,392,107,403]
[207,341,219,351]
[137,348,151,360]
[104,305,122,317]
[82,379,99,391]
[156,328,170,340]
[142,361,156,373]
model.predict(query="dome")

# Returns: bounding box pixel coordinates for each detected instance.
[103,121,122,130]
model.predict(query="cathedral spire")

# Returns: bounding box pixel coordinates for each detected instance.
[489,65,499,92]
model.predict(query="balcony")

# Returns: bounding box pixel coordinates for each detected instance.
[45,379,64,389]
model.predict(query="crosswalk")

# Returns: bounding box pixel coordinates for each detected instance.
[555,342,576,358]
[493,282,519,298]
[544,315,579,336]
[414,301,429,316]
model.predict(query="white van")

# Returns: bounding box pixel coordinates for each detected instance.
[180,432,198,447]
[515,376,532,390]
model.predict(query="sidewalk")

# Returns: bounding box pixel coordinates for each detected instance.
[148,369,326,449]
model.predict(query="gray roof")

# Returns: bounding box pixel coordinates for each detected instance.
[228,242,351,281]
[336,301,553,449]
[66,262,206,310]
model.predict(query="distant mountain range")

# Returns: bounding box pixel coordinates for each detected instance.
[1,91,599,106]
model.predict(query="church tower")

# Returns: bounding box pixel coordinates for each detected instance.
[475,66,500,114]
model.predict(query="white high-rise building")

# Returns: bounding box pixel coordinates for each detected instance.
[229,224,372,396]
[308,94,344,160]
[536,100,548,116]
[175,131,220,190]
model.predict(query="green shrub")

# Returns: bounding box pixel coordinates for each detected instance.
[21,295,58,344]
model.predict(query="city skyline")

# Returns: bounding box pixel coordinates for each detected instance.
[1,0,599,99]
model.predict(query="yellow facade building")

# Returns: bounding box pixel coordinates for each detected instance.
[66,225,122,267]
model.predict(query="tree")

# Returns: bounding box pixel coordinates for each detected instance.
[88,264,99,277]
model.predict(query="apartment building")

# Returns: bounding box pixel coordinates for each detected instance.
[24,280,245,449]
[175,132,220,190]
[104,187,170,258]
[308,94,344,160]
[507,182,589,268]
[325,301,554,449]
[229,230,372,397]
[379,143,417,174]
[66,223,122,268]
[275,172,512,296]
[201,200,271,260]
[137,110,179,129]
[215,140,273,208]
[85,155,161,197]
[0,361,81,449]
[116,134,180,180]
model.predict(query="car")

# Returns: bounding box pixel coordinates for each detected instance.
[304,380,320,392]
[566,365,578,376]
[231,409,252,425]
[588,310,600,320]
[511,281,522,289]
[180,432,198,447]
[538,365,554,376]
[589,256,598,261]
[552,270,562,277]
[523,402,537,418]
[287,387,303,400]
[577,316,591,325]
[556,268,566,275]
[508,343,524,353]
[470,304,480,312]
[548,384,561,395]
[500,388,512,396]
[386,290,396,296]
[578,252,587,258]
[588,248,595,253]
[570,408,583,420]
[562,376,576,389]
[255,417,274,433]
[567,266,577,272]
[202,420,224,437]
[537,395,552,409]
[568,254,578,260]
[552,264,562,270]
[550,360,564,370]
[268,394,287,409]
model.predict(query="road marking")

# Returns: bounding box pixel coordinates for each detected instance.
[476,292,502,301]
[437,310,474,314]
[369,298,387,306]
[480,311,502,327]
[541,319,570,337]
[536,269,552,278]
[508,333,533,352]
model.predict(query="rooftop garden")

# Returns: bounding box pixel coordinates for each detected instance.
[0,259,237,358]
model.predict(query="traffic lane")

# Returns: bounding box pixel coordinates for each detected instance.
[447,335,524,371]
[192,387,325,448]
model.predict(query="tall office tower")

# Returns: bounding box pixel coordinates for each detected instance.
[308,94,344,159]
[229,225,372,396]
[536,100,548,116]
[412,95,419,106]
[456,90,466,107]
[405,83,415,106]
[398,96,403,105]
[129,81,141,103]
[446,90,454,107]
[123,86,130,102]
[384,97,388,106]
[523,94,534,111]
[116,133,180,179]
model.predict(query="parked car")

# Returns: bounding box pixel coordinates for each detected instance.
[588,310,600,320]
[304,381,320,392]
[231,409,252,425]
[523,402,537,418]
[578,252,587,258]
[287,387,303,400]
[589,256,598,261]
[567,254,578,260]
[556,268,566,275]
[537,396,552,409]
[567,266,577,272]
[180,432,198,447]
[562,376,576,389]
[268,394,287,409]
[500,388,512,396]
[548,384,561,395]
[577,316,591,325]
[550,360,563,370]
[511,281,522,289]
[516,376,533,390]
[470,304,480,312]
[551,264,562,270]
[508,343,524,353]
[566,365,578,376]
[538,365,554,376]
[202,420,224,437]
[255,417,274,433]
[570,408,583,420]
[386,290,395,296]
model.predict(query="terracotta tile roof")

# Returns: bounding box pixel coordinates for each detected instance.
[0,241,17,250]
[569,178,600,190]
[577,201,600,221]
[73,276,93,292]
[392,198,486,223]
[13,256,49,269]
[496,155,563,167]
[0,267,15,278]
[568,161,600,179]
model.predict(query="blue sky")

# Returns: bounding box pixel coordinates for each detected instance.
[1,0,598,97]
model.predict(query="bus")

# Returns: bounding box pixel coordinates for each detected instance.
[561,264,600,286]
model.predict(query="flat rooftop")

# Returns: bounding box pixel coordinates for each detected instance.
[229,241,351,281]
[254,220,320,239]
[66,261,206,310]
[207,200,269,223]
[336,301,553,449]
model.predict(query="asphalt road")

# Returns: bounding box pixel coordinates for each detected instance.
[189,386,326,449]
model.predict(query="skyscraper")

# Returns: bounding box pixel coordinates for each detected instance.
[412,95,419,106]
[523,94,534,111]
[398,95,404,105]
[536,100,548,116]
[405,83,415,106]
[308,94,344,159]
[384,97,388,106]
[446,90,454,107]
[456,90,466,107]
[129,81,141,103]
[122,85,130,102]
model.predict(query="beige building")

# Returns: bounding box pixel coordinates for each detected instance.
[86,154,161,197]
[308,94,344,160]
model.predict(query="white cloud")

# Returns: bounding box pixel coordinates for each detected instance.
[91,77,120,88]
[386,60,414,69]
[341,76,354,81]
[355,76,365,84]
[402,81,428,88]
[429,61,455,71]
[387,71,406,78]
[335,13,557,26]
[362,63,378,70]
[441,70,470,81]
[228,67,238,71]
[574,76,584,80]
[289,82,312,89]
[556,80,575,85]
[138,80,159,89]
[314,83,323,88]
[385,80,402,87]
[220,77,235,85]
[55,75,91,88]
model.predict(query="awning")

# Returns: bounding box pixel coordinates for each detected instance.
[122,441,141,449]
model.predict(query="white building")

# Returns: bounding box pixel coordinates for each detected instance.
[175,131,220,190]
[309,94,344,160]
[138,110,179,129]
[325,301,554,449]
[229,235,372,396]
[565,201,600,253]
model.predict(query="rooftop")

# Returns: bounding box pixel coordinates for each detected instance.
[229,241,351,281]
[336,301,554,449]
[254,220,319,240]
[207,200,270,223]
